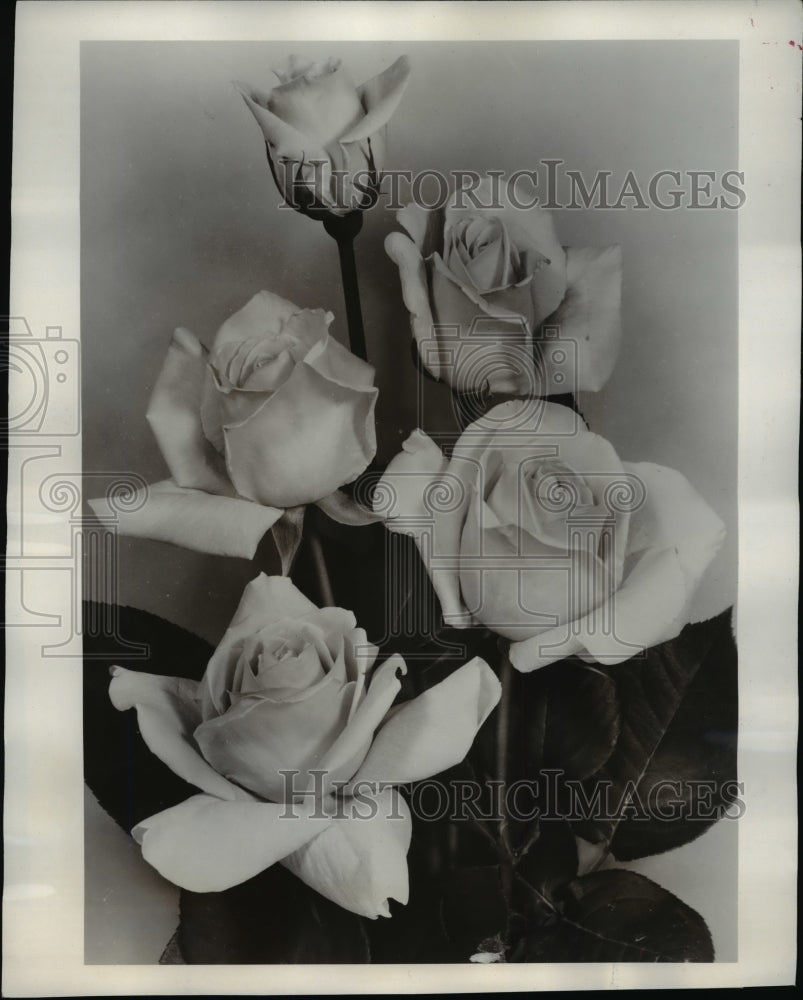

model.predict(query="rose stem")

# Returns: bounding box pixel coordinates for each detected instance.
[495,654,513,811]
[447,821,459,870]
[308,530,335,607]
[322,212,368,362]
[496,652,515,897]
[452,391,473,433]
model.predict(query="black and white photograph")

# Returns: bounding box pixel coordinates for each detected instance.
[5,1,800,992]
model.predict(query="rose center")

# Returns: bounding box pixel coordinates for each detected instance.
[529,459,597,513]
[446,215,524,293]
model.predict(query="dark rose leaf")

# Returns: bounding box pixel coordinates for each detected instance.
[482,656,619,855]
[610,610,738,859]
[178,863,369,964]
[513,868,714,962]
[537,659,620,781]
[83,602,213,833]
[514,818,578,899]
[572,610,737,859]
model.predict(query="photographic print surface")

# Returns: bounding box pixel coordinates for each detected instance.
[6,1,800,993]
[80,37,739,964]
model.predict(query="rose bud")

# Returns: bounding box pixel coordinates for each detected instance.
[236,55,411,219]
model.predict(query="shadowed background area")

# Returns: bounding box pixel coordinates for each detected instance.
[81,40,738,962]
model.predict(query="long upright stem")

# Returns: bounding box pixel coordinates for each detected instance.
[496,652,515,898]
[496,653,514,861]
[323,212,367,362]
[308,530,335,607]
[495,654,513,789]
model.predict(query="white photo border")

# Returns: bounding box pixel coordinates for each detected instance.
[6,0,800,993]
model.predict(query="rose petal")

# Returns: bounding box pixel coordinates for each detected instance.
[272,55,340,86]
[307,335,377,391]
[377,429,449,522]
[376,430,469,625]
[434,429,494,550]
[508,545,690,670]
[145,327,234,496]
[108,667,249,803]
[267,62,363,145]
[350,657,500,787]
[448,337,539,398]
[209,292,333,417]
[343,626,379,685]
[390,181,568,390]
[332,138,381,213]
[396,203,445,257]
[339,132,385,211]
[624,461,726,593]
[300,605,358,635]
[481,274,538,318]
[317,655,407,790]
[463,535,609,642]
[428,255,537,395]
[232,573,319,632]
[340,55,412,143]
[576,546,690,663]
[199,366,226,453]
[449,400,630,586]
[211,289,331,357]
[430,252,528,323]
[283,305,336,357]
[133,793,331,892]
[450,228,508,292]
[315,489,384,526]
[450,398,570,464]
[86,479,282,559]
[282,786,411,918]
[444,220,539,308]
[428,401,625,631]
[223,356,377,508]
[234,625,329,700]
[200,575,319,717]
[194,670,354,802]
[235,82,332,166]
[212,340,294,395]
[292,150,340,210]
[384,232,441,379]
[247,630,327,695]
[508,628,584,673]
[457,485,607,641]
[517,461,603,551]
[483,460,570,547]
[568,460,725,661]
[538,245,623,393]
[444,178,567,326]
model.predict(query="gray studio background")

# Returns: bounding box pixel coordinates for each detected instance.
[81,40,738,961]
